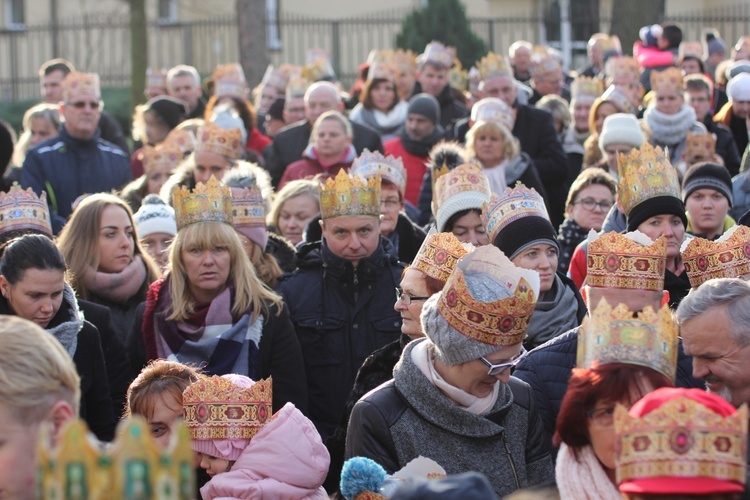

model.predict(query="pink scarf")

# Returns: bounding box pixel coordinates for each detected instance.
[555,443,620,500]
[83,256,146,303]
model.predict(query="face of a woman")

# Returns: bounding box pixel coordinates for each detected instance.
[278,194,319,245]
[473,130,504,166]
[180,244,231,303]
[394,269,431,339]
[655,88,684,115]
[144,110,171,145]
[637,214,686,260]
[194,151,233,184]
[450,211,489,247]
[512,244,558,293]
[98,205,135,274]
[440,343,524,398]
[146,166,173,195]
[146,392,184,450]
[568,184,615,231]
[314,119,350,159]
[141,232,172,270]
[572,98,594,132]
[379,183,403,237]
[594,102,618,135]
[29,117,57,147]
[685,188,729,238]
[259,85,278,114]
[0,268,65,328]
[370,80,396,112]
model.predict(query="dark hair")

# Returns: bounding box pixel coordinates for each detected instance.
[0,234,66,285]
[661,23,683,49]
[680,55,705,74]
[443,208,481,233]
[361,78,399,112]
[684,73,713,95]
[205,95,257,132]
[39,58,74,78]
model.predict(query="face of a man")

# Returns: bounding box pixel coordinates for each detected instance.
[417,64,449,97]
[0,404,43,500]
[405,113,435,141]
[533,70,564,97]
[61,92,102,140]
[685,89,711,120]
[305,87,340,124]
[513,48,531,72]
[168,74,201,113]
[284,96,306,124]
[41,70,66,104]
[321,215,380,268]
[480,75,518,108]
[733,101,750,120]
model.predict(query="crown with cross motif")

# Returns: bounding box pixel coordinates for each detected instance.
[0,182,52,237]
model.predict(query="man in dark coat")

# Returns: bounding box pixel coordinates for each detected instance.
[410,41,468,130]
[166,64,206,120]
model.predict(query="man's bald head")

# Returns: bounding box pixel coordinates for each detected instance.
[304,82,343,123]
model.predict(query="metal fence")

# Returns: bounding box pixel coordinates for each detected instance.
[1,4,749,102]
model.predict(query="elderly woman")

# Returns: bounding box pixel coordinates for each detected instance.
[126,177,307,413]
[346,245,553,497]
[349,62,408,142]
[267,179,320,247]
[7,103,60,187]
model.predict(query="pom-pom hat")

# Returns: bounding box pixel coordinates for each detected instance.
[133,194,177,238]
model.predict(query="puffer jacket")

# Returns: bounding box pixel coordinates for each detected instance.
[276,237,404,442]
[345,339,554,498]
[513,326,705,455]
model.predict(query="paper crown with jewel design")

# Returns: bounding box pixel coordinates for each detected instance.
[598,35,622,55]
[577,299,678,381]
[413,227,474,283]
[261,64,297,91]
[617,143,681,217]
[417,41,455,68]
[601,84,638,115]
[164,128,196,155]
[481,185,550,246]
[477,51,512,80]
[37,417,195,499]
[139,142,184,175]
[145,67,167,91]
[303,56,336,82]
[437,245,540,346]
[651,66,683,94]
[368,61,398,82]
[470,97,514,131]
[367,49,392,64]
[432,163,491,220]
[230,184,265,230]
[681,225,750,288]
[449,61,469,91]
[350,149,407,195]
[62,71,100,101]
[679,41,704,59]
[605,56,639,84]
[684,131,716,161]
[587,230,667,291]
[319,169,381,220]
[529,47,561,78]
[183,376,273,441]
[571,76,604,100]
[286,72,312,98]
[195,120,243,160]
[0,182,52,237]
[393,48,417,69]
[212,62,248,98]
[615,390,748,492]
[173,176,233,230]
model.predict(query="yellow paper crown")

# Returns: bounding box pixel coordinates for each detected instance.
[164,128,196,155]
[261,64,296,92]
[617,143,681,217]
[679,41,704,59]
[319,169,381,220]
[571,76,604,100]
[196,121,243,160]
[173,176,233,230]
[615,396,748,487]
[449,61,468,91]
[367,49,392,64]
[601,84,638,115]
[0,182,52,237]
[140,143,184,175]
[437,245,540,346]
[393,48,417,69]
[477,51,511,80]
[368,61,398,82]
[682,225,750,288]
[351,149,407,195]
[183,376,272,441]
[587,231,667,291]
[62,71,100,101]
[37,417,195,499]
[577,299,678,381]
[684,131,716,161]
[651,66,683,94]
[212,62,248,98]
[598,35,622,55]
[481,185,550,245]
[145,67,168,90]
[303,57,335,82]
[230,184,265,228]
[417,41,455,68]
[605,56,639,84]
[286,72,312,98]
[432,163,491,218]
[529,47,561,78]
[412,228,473,283]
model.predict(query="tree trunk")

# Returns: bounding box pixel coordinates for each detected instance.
[237,0,269,87]
[610,0,665,55]
[130,0,148,108]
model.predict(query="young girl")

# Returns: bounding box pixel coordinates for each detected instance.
[183,374,330,499]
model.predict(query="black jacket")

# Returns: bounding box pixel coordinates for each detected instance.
[411,82,468,130]
[703,115,741,177]
[98,110,129,155]
[263,119,383,187]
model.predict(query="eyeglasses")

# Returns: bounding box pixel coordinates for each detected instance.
[68,100,102,110]
[573,198,613,212]
[480,347,528,376]
[395,287,430,305]
[586,406,616,427]
[381,199,401,208]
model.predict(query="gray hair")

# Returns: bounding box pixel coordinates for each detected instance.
[167,65,201,90]
[676,278,750,347]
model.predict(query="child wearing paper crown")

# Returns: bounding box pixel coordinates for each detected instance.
[183,374,330,499]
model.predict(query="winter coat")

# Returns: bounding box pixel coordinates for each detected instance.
[200,403,329,500]
[513,326,705,455]
[732,171,750,220]
[383,137,431,207]
[346,339,554,498]
[21,127,132,225]
[88,280,149,345]
[278,144,356,189]
[98,110,129,155]
[715,103,749,158]
[702,115,741,177]
[276,238,404,441]
[409,82,468,130]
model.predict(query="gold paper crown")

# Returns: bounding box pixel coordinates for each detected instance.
[571,76,604,100]
[412,228,473,283]
[598,35,622,55]
[577,299,678,380]
[367,49,392,64]
[164,128,196,155]
[140,143,184,175]
[286,72,312,98]
[368,61,398,82]
[432,163,491,218]
[449,61,468,91]
[587,231,667,291]
[145,67,167,90]
[173,176,233,230]
[38,417,195,499]
[196,121,243,160]
[393,48,417,69]
[62,71,100,101]
[303,57,335,82]
[679,41,704,59]
[650,66,683,94]
[0,182,52,237]
[617,143,681,217]
[615,396,749,487]
[477,52,511,80]
[684,131,716,161]
[417,41,455,68]
[212,62,248,98]
[481,185,550,245]
[230,184,266,228]
[319,169,381,220]
[261,64,297,92]
[529,47,561,78]
[183,376,272,441]
[601,84,638,114]
[605,56,639,84]
[437,245,540,346]
[351,149,407,195]
[682,225,750,288]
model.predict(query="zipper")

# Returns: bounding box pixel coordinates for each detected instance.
[502,432,520,489]
[353,269,359,304]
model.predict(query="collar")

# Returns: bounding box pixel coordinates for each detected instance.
[59,125,101,147]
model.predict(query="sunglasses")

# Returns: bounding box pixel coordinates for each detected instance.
[480,347,528,376]
[68,100,102,110]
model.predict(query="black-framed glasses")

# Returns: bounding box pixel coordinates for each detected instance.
[572,198,613,212]
[586,406,616,426]
[395,287,430,306]
[480,347,528,376]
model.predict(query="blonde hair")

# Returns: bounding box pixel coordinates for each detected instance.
[564,167,617,216]
[310,110,352,144]
[0,316,80,421]
[12,103,60,167]
[267,179,320,229]
[126,360,203,420]
[56,193,160,301]
[246,237,283,289]
[131,103,148,143]
[167,222,282,322]
[465,120,520,162]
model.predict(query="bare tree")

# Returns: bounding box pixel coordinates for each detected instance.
[237,0,269,87]
[610,0,665,54]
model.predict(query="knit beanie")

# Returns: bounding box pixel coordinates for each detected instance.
[627,196,687,232]
[681,162,733,206]
[407,93,440,125]
[726,61,750,81]
[146,96,187,130]
[267,97,285,121]
[727,73,750,102]
[212,106,249,146]
[599,114,644,151]
[705,31,728,56]
[133,194,177,238]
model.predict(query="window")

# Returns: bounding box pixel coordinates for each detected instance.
[266,0,282,50]
[158,0,177,24]
[5,0,25,29]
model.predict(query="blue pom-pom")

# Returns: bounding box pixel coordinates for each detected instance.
[340,456,387,500]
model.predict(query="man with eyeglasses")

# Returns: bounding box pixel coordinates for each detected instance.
[21,71,131,230]
[528,49,570,106]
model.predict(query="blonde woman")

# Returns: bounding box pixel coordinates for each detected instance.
[267,179,320,246]
[6,103,60,186]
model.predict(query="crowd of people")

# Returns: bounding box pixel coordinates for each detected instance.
[2,20,750,499]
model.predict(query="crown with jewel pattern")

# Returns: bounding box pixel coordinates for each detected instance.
[651,66,683,94]
[601,84,638,115]
[0,182,52,237]
[173,176,233,230]
[617,143,681,217]
[681,225,750,288]
[367,49,392,64]
[577,299,678,381]
[615,395,748,488]
[261,64,297,92]
[438,245,540,346]
[598,35,622,55]
[449,60,469,91]
[319,169,381,220]
[477,51,512,80]
[195,121,243,160]
[571,76,604,100]
[212,63,248,98]
[529,47,561,78]
[481,185,550,245]
[164,128,196,155]
[471,97,514,131]
[62,71,100,101]
[432,163,491,218]
[303,57,336,82]
[183,376,272,441]
[139,142,184,175]
[145,67,167,91]
[37,417,195,499]
[412,227,473,283]
[684,131,716,161]
[417,41,455,68]
[587,230,667,291]
[368,61,398,82]
[679,41,704,59]
[393,48,417,69]
[605,56,639,84]
[350,149,407,195]
[286,72,312,98]
[230,184,266,229]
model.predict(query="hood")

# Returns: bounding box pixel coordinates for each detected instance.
[302,143,357,164]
